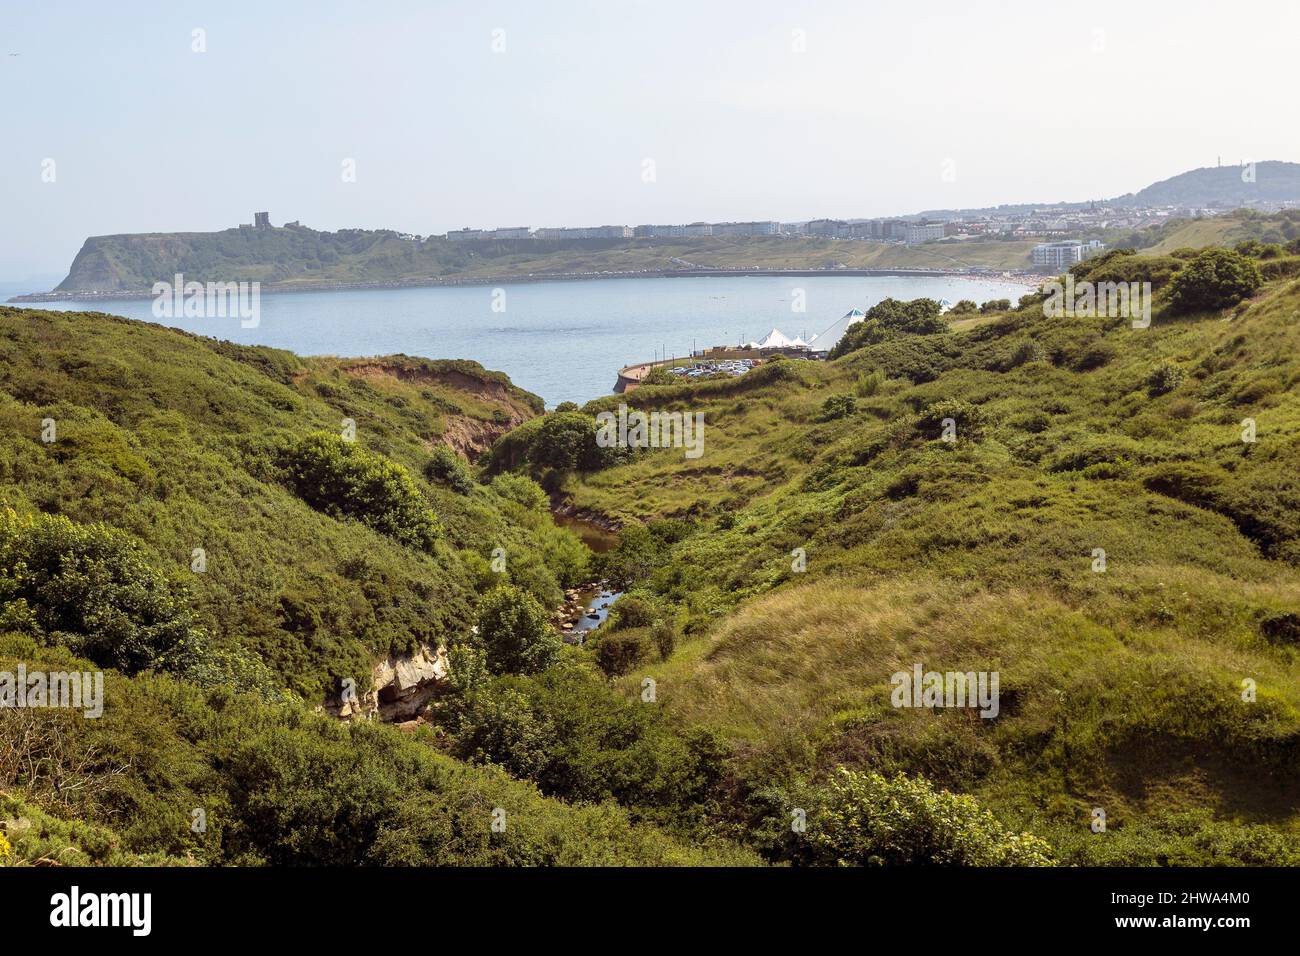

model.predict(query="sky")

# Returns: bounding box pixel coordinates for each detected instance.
[2,0,1298,280]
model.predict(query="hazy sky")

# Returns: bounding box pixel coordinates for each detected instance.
[2,0,1297,279]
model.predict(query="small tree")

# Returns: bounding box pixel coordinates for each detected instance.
[475,584,562,675]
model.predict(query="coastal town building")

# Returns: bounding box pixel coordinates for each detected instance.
[904,222,945,243]
[1031,239,1106,269]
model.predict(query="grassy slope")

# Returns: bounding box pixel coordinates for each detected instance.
[0,306,552,698]
[1139,211,1300,255]
[0,306,753,866]
[559,274,1300,854]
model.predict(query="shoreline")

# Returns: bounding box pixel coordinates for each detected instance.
[7,266,1044,304]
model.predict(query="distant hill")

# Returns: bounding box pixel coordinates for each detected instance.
[1112,161,1300,208]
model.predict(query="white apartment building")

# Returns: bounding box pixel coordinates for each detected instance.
[1032,239,1106,269]
[904,222,945,244]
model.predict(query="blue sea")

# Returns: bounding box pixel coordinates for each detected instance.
[1,274,1034,406]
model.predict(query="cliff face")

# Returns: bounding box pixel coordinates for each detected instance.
[55,237,127,291]
[54,232,222,292]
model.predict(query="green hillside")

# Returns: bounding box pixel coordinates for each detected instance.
[5,239,1300,867]
[489,244,1300,865]
[41,228,1037,296]
[1132,209,1300,255]
[0,307,763,866]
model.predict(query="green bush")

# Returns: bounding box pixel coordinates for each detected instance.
[475,584,562,675]
[1168,249,1263,315]
[490,472,549,511]
[277,432,440,550]
[800,769,1054,866]
[0,511,204,674]
[651,619,677,660]
[854,370,885,397]
[594,628,648,677]
[817,394,857,421]
[914,400,989,442]
[452,685,557,778]
[423,446,475,495]
[1145,362,1185,396]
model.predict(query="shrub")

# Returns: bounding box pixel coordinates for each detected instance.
[914,400,989,442]
[999,340,1042,370]
[0,511,204,674]
[1071,341,1116,371]
[1260,612,1300,646]
[870,297,946,335]
[533,412,610,471]
[452,685,558,778]
[475,584,562,675]
[1070,250,1183,290]
[1145,362,1185,396]
[802,769,1054,866]
[651,619,677,660]
[594,629,648,677]
[980,298,1012,314]
[423,446,475,495]
[854,370,885,397]
[277,432,440,550]
[607,594,659,631]
[948,300,978,315]
[490,472,549,511]
[829,319,888,359]
[642,366,677,386]
[818,394,857,421]
[1167,249,1263,315]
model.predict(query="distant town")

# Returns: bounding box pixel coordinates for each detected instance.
[228,190,1299,276]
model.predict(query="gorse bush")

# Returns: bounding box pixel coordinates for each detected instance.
[1167,248,1262,314]
[1146,361,1185,396]
[829,299,947,359]
[423,445,475,495]
[0,511,203,674]
[490,472,549,511]
[818,394,857,421]
[594,628,647,676]
[799,769,1055,867]
[276,432,441,550]
[914,399,989,442]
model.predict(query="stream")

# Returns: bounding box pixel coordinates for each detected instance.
[551,508,623,643]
